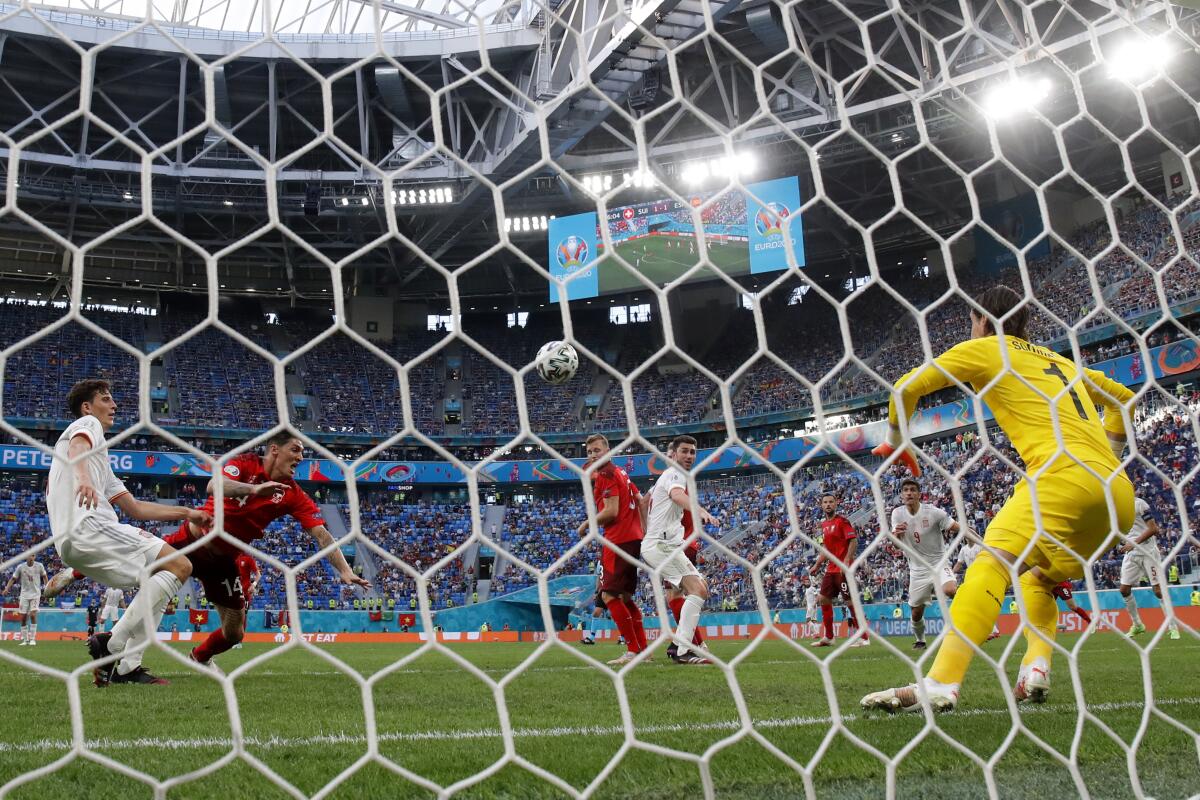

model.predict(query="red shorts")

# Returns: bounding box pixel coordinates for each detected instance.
[819,571,851,602]
[599,539,641,596]
[684,545,699,566]
[1052,581,1073,601]
[166,525,258,610]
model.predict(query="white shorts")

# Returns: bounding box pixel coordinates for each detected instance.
[57,517,165,590]
[641,540,702,588]
[1120,551,1160,587]
[18,597,38,614]
[908,566,957,607]
[100,606,121,622]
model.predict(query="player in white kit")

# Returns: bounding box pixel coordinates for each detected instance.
[99,586,126,631]
[953,536,1001,642]
[890,479,961,650]
[804,581,820,638]
[47,379,210,685]
[1118,497,1180,640]
[4,555,47,645]
[645,435,719,665]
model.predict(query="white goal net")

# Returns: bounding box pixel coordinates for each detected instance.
[0,0,1198,798]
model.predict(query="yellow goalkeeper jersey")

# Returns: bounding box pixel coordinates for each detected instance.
[888,336,1133,474]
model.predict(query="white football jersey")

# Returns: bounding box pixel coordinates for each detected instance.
[956,541,982,569]
[1123,498,1155,549]
[645,467,687,546]
[103,587,124,609]
[46,415,130,538]
[805,585,819,609]
[12,562,47,599]
[891,503,953,568]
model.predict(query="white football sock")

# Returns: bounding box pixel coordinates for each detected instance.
[109,571,182,674]
[913,618,926,643]
[1123,594,1141,624]
[674,594,704,656]
[20,624,27,641]
[29,625,36,641]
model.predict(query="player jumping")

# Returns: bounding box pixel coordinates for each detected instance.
[1118,496,1180,640]
[48,379,210,685]
[4,555,47,646]
[890,479,961,650]
[810,493,868,648]
[644,435,718,665]
[863,286,1134,713]
[577,434,649,667]
[168,431,369,671]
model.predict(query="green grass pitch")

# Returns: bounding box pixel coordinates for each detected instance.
[1,635,1197,799]
[599,235,752,293]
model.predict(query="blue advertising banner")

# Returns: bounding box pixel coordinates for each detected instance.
[745,176,805,274]
[975,193,1051,271]
[2,339,1191,486]
[547,211,600,301]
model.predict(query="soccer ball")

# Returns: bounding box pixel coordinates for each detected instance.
[536,340,579,384]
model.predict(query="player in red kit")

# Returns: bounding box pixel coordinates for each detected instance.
[576,434,649,667]
[169,431,369,670]
[1051,580,1092,629]
[810,493,869,648]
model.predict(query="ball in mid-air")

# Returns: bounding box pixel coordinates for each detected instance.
[536,340,579,384]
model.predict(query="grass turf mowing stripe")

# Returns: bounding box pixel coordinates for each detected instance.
[2,697,1194,754]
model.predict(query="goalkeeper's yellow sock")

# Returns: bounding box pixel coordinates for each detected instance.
[928,551,1011,687]
[1018,571,1059,669]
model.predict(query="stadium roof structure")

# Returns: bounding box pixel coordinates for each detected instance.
[0,0,1197,305]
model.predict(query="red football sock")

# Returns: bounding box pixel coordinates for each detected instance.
[606,598,639,653]
[192,629,234,663]
[623,600,648,652]
[1074,606,1092,626]
[821,604,834,640]
[669,596,703,645]
[669,596,685,624]
[73,570,84,580]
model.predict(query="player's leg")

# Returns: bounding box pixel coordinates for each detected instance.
[843,577,869,646]
[1148,564,1181,638]
[43,568,84,599]
[671,569,709,662]
[107,540,192,682]
[814,577,835,646]
[1119,553,1146,634]
[27,606,37,646]
[599,544,640,660]
[17,605,29,645]
[616,541,648,653]
[909,573,932,649]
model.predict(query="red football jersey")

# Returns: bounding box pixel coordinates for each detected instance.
[820,515,856,574]
[197,453,325,554]
[593,464,643,544]
[682,509,700,553]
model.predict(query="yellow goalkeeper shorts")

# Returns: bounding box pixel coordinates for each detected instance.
[983,461,1134,583]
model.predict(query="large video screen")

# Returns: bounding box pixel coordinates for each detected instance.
[548,176,804,301]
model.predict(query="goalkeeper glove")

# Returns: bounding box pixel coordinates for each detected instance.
[871,442,922,477]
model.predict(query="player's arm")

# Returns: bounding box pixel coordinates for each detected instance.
[1120,515,1161,551]
[875,341,984,475]
[2,573,14,595]
[578,495,619,536]
[112,493,211,527]
[668,486,718,526]
[890,508,906,539]
[67,433,101,509]
[206,474,289,498]
[637,491,649,534]
[306,525,371,588]
[1082,367,1136,457]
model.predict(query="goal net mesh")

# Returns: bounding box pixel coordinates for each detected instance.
[0,0,1198,797]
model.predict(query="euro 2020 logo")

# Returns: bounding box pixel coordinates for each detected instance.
[754,202,791,237]
[555,235,590,273]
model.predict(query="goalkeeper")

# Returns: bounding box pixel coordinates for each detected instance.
[862,286,1134,712]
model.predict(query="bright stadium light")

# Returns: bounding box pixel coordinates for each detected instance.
[360,196,369,206]
[981,76,1052,119]
[340,197,349,206]
[1108,37,1172,82]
